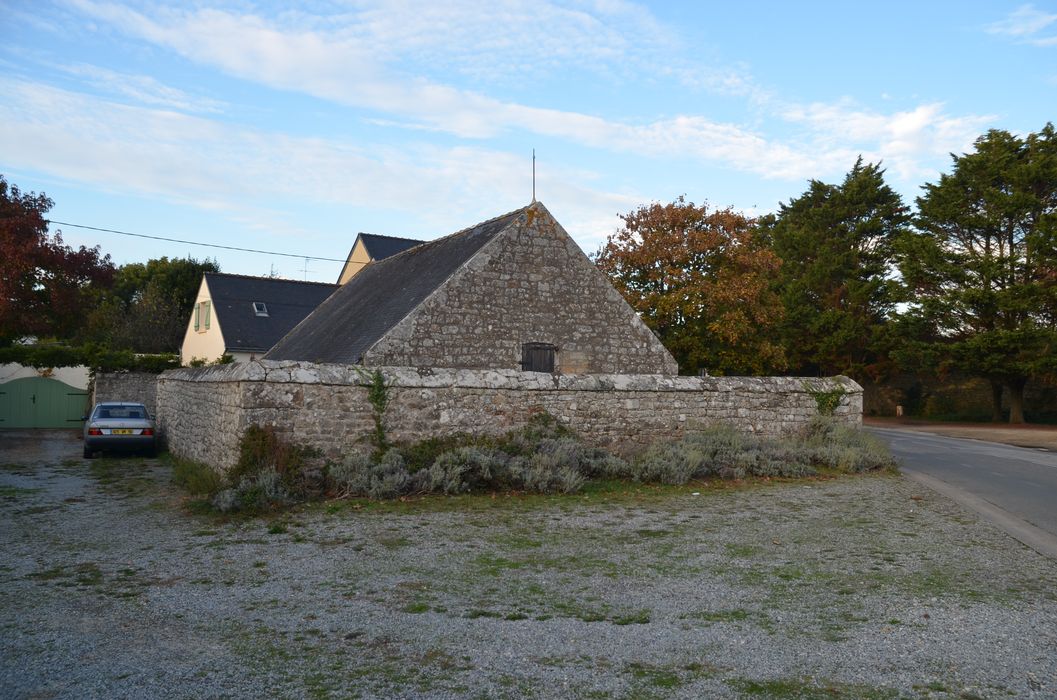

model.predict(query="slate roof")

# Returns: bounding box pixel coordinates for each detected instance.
[357,233,426,260]
[265,207,526,364]
[204,273,338,353]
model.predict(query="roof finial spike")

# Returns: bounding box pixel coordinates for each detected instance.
[532,148,536,203]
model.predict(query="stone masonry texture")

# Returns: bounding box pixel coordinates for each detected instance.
[156,360,862,472]
[364,205,680,375]
[91,372,159,416]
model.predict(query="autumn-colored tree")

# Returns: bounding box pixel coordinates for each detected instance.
[0,175,114,344]
[899,125,1057,423]
[595,197,785,375]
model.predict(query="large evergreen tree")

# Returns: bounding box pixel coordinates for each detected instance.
[760,159,910,378]
[900,124,1057,423]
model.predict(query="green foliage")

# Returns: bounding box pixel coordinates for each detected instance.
[329,413,893,501]
[899,124,1057,422]
[79,256,219,353]
[170,456,224,496]
[226,425,321,510]
[190,415,895,511]
[803,382,848,416]
[627,420,893,486]
[0,343,179,374]
[355,368,393,455]
[397,433,493,473]
[760,158,909,379]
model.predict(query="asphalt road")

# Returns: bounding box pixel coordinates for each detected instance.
[869,426,1057,559]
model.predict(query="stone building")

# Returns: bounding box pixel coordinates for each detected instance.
[266,202,679,375]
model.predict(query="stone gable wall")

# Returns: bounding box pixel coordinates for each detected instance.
[156,360,861,471]
[91,372,160,416]
[364,206,679,375]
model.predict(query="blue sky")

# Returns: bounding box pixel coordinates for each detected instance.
[2,1,1055,282]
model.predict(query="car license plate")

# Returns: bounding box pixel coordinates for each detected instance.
[112,429,133,435]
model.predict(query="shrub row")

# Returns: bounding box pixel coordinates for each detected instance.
[0,343,180,374]
[203,414,895,512]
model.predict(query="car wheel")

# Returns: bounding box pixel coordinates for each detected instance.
[83,445,95,459]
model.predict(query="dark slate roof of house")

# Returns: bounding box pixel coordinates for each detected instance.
[358,233,426,260]
[265,207,526,364]
[205,273,338,353]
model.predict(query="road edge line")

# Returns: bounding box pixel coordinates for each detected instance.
[903,468,1057,562]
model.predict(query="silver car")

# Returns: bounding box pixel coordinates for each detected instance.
[82,402,157,459]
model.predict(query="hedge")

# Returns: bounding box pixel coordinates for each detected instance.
[0,344,180,374]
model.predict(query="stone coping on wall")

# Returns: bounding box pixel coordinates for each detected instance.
[160,360,862,396]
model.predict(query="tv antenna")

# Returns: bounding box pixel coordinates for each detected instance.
[532,148,536,203]
[299,256,314,280]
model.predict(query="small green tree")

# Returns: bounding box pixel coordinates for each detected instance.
[81,256,219,352]
[899,124,1057,423]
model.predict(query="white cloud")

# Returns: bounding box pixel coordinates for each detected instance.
[63,0,993,185]
[987,4,1057,46]
[781,100,994,181]
[57,63,226,113]
[0,79,632,247]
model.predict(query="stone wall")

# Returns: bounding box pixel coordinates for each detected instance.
[157,360,861,471]
[92,372,160,416]
[365,204,679,375]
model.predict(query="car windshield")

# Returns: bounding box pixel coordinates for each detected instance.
[95,406,147,420]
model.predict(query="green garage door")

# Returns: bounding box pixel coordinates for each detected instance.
[0,377,89,428]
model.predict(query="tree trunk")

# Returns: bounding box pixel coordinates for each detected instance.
[1005,377,1027,424]
[990,380,1004,423]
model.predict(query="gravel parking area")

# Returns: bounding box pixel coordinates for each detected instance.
[2,430,1056,699]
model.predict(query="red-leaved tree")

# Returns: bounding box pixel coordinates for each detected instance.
[595,197,786,375]
[0,175,114,344]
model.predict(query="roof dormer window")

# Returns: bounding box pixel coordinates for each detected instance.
[252,302,269,317]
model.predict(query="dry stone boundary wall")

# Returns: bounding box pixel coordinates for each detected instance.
[155,360,862,472]
[91,372,160,416]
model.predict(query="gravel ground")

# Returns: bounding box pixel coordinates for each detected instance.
[2,430,1056,699]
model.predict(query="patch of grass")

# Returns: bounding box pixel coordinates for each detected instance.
[475,553,523,576]
[612,609,651,625]
[402,602,431,614]
[687,608,751,623]
[0,485,42,499]
[627,662,681,689]
[170,455,223,496]
[725,543,762,557]
[728,677,902,699]
[466,609,503,619]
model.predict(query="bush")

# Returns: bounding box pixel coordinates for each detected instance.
[425,447,508,495]
[202,413,896,508]
[508,453,584,494]
[210,468,289,514]
[804,417,898,473]
[171,456,224,496]
[624,420,896,485]
[229,424,320,496]
[0,343,180,374]
[397,433,494,473]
